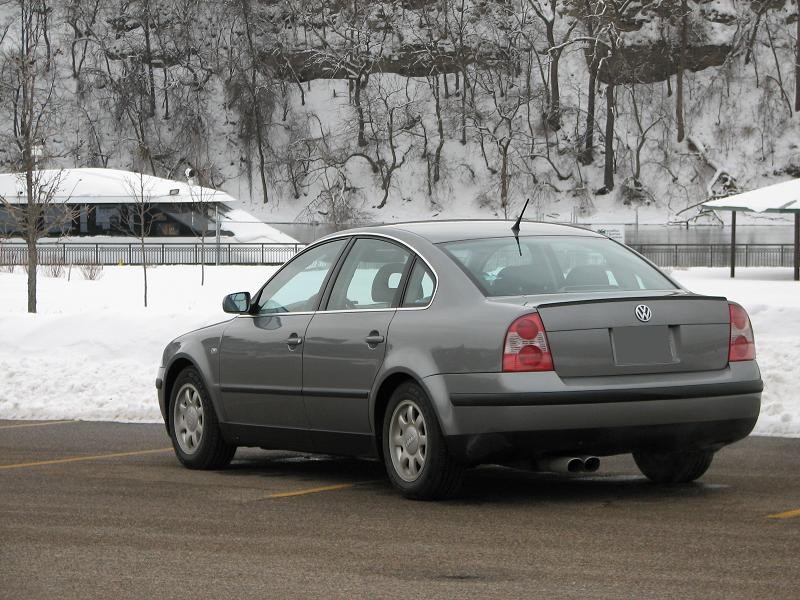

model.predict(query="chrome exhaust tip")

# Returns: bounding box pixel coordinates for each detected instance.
[536,456,585,473]
[581,456,600,473]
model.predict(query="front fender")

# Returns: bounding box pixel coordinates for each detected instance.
[160,323,228,426]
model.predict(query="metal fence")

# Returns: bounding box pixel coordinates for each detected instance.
[0,242,794,268]
[0,242,304,266]
[629,244,796,268]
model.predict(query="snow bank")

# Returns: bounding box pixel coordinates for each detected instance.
[0,266,275,422]
[0,265,797,437]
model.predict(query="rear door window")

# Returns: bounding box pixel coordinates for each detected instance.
[401,260,436,308]
[325,238,412,310]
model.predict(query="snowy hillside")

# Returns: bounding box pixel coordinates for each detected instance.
[0,1,798,229]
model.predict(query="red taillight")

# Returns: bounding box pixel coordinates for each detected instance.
[728,303,756,362]
[503,313,554,372]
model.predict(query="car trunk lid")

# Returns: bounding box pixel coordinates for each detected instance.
[531,293,731,377]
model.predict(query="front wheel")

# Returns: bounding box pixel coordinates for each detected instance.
[633,449,715,484]
[382,381,464,500]
[169,367,236,469]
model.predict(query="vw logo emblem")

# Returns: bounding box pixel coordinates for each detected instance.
[635,304,653,323]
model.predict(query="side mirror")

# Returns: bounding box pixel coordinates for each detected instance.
[222,291,251,314]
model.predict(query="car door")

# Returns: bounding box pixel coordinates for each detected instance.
[218,238,349,447]
[302,237,413,453]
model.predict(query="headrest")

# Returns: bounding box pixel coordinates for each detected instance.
[564,265,609,287]
[371,262,406,304]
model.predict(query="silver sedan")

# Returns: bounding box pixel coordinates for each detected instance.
[156,221,762,499]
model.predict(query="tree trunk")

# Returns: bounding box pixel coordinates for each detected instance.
[141,239,148,308]
[241,0,270,203]
[143,22,156,119]
[253,111,269,204]
[432,76,445,183]
[795,4,800,112]
[26,235,37,313]
[544,20,561,131]
[354,73,367,147]
[25,161,37,313]
[460,67,468,144]
[676,0,688,142]
[547,50,562,130]
[500,140,510,218]
[603,84,615,191]
[582,52,599,164]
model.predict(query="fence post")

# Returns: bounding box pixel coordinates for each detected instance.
[709,245,713,267]
[261,244,265,264]
[95,244,99,265]
[161,243,165,265]
[745,244,749,267]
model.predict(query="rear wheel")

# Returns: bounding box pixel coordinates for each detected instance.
[633,449,715,484]
[169,367,236,469]
[382,381,464,500]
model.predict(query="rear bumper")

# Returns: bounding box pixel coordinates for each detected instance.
[423,361,762,463]
[445,418,758,464]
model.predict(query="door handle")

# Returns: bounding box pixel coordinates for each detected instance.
[286,334,303,349]
[365,331,385,346]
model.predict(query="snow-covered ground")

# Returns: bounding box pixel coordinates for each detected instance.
[0,265,797,437]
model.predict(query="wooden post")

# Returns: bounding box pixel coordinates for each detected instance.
[730,210,737,278]
[794,212,799,281]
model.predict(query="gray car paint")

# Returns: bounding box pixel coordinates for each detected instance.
[157,220,762,462]
[302,309,395,435]
[218,314,313,429]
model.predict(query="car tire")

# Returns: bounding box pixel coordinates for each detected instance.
[633,449,715,484]
[382,381,464,500]
[169,367,236,469]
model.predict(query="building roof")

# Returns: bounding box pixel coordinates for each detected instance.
[0,168,237,205]
[703,179,800,213]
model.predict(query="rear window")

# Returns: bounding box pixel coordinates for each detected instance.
[440,236,677,297]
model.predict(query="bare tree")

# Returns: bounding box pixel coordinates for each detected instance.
[223,0,276,204]
[123,173,155,307]
[0,0,76,313]
[527,0,579,130]
[675,0,688,142]
[186,167,218,286]
[796,1,800,112]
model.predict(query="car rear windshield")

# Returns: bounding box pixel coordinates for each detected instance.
[439,235,677,296]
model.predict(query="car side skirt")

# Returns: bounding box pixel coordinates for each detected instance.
[219,423,378,458]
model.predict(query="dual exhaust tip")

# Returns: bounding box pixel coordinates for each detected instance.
[535,455,600,474]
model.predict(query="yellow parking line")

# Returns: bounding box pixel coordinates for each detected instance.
[0,420,74,430]
[0,447,172,470]
[767,508,800,520]
[266,483,355,499]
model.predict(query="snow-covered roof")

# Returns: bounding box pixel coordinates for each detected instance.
[0,168,299,244]
[0,168,237,205]
[703,179,800,213]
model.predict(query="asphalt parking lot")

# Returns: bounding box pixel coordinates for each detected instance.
[1,419,799,599]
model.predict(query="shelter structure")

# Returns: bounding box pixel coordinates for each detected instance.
[0,168,295,243]
[703,179,800,281]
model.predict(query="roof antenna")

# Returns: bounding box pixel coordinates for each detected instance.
[511,198,530,256]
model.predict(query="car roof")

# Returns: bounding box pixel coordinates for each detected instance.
[365,220,602,244]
